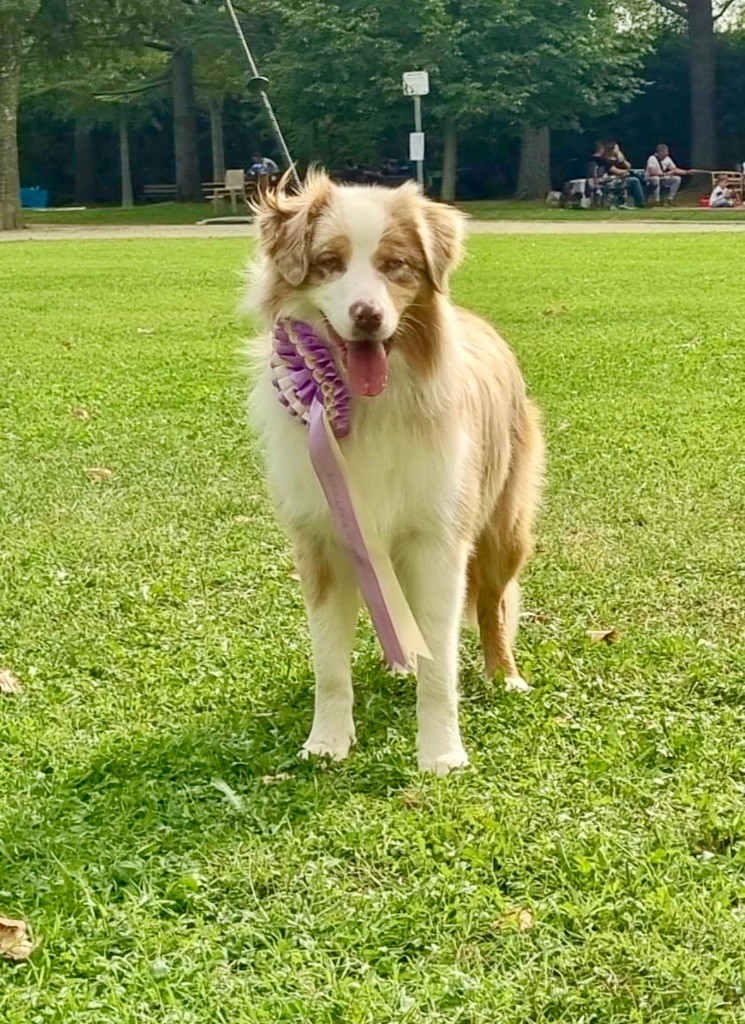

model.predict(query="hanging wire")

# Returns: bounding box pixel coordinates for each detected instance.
[223,0,301,188]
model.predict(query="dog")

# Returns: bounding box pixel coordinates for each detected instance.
[248,170,544,775]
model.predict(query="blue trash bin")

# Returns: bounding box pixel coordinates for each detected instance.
[20,187,49,209]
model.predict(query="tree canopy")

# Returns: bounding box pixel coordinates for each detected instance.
[2,0,745,227]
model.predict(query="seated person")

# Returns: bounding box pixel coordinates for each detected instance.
[605,142,645,207]
[587,141,621,205]
[645,144,690,205]
[588,140,644,208]
[249,153,280,176]
[709,175,735,208]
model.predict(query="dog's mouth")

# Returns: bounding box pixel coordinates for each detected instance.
[324,322,392,398]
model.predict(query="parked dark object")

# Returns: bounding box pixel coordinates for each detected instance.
[20,186,48,208]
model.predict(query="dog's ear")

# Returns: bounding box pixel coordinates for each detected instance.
[420,201,466,293]
[253,169,333,286]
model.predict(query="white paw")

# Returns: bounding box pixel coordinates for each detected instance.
[505,675,532,693]
[299,730,354,762]
[418,748,470,777]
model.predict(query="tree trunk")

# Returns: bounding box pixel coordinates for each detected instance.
[209,95,225,183]
[516,125,551,200]
[119,108,133,209]
[440,122,457,201]
[688,0,717,169]
[0,21,22,231]
[172,48,201,201]
[74,117,96,204]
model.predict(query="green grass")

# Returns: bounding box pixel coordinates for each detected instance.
[462,199,745,221]
[1,235,744,1023]
[21,202,230,225]
[20,197,745,226]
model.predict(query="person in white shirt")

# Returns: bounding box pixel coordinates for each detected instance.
[709,175,734,208]
[645,144,690,205]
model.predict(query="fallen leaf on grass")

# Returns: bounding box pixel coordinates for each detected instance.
[543,304,567,317]
[520,609,552,624]
[587,628,619,644]
[232,515,253,525]
[498,907,534,932]
[136,327,155,335]
[61,337,73,349]
[0,669,22,696]
[400,789,427,810]
[85,467,113,483]
[261,772,291,785]
[70,406,91,421]
[0,917,35,961]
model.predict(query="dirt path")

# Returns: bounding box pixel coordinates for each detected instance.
[4,219,745,242]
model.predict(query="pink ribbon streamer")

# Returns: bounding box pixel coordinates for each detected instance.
[307,399,432,675]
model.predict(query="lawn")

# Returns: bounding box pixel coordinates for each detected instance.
[462,199,745,222]
[21,202,232,225]
[1,234,744,1023]
[20,197,745,226]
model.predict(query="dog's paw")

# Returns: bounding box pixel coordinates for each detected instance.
[299,732,354,763]
[418,748,470,777]
[505,675,532,694]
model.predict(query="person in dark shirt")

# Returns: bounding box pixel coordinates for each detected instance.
[605,141,645,207]
[588,140,645,208]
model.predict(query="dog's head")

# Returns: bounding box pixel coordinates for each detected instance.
[253,169,465,397]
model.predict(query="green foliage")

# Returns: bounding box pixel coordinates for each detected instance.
[0,0,39,18]
[260,0,408,164]
[17,0,268,141]
[260,0,648,166]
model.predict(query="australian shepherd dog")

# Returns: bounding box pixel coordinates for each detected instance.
[248,171,544,775]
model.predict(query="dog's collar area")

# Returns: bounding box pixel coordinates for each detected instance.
[270,320,351,438]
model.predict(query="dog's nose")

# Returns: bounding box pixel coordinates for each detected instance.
[349,300,383,333]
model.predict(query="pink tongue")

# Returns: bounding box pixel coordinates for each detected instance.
[346,340,389,397]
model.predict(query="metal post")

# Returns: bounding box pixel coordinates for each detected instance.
[414,95,424,186]
[224,0,300,188]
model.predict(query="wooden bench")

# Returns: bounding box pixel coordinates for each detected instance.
[202,170,264,212]
[141,184,177,202]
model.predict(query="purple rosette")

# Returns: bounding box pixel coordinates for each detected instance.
[270,320,350,438]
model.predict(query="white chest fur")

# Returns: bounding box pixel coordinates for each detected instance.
[251,362,465,548]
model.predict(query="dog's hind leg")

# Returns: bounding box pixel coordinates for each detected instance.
[473,531,530,692]
[474,401,543,693]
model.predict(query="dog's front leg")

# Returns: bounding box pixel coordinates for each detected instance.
[397,535,470,776]
[293,531,359,761]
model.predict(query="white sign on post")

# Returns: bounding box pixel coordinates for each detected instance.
[403,70,428,187]
[409,132,425,162]
[402,70,429,97]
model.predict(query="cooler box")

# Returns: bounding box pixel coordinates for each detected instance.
[20,187,49,209]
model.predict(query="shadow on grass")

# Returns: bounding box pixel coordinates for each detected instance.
[1,653,435,914]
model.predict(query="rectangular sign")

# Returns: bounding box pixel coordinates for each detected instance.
[409,132,425,162]
[403,70,429,96]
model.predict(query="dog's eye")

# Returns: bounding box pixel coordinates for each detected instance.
[315,253,343,274]
[381,257,407,275]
